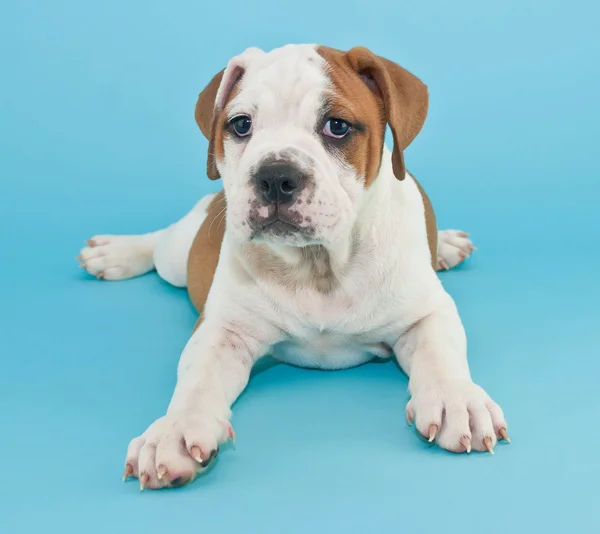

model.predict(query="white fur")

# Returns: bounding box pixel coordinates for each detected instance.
[153,193,217,286]
[79,194,217,286]
[78,44,505,490]
[78,233,161,280]
[437,229,476,270]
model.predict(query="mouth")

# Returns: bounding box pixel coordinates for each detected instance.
[249,214,311,242]
[262,218,301,233]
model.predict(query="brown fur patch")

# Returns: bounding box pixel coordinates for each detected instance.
[317,47,387,187]
[318,46,429,182]
[195,70,224,140]
[195,69,242,180]
[187,191,227,324]
[208,112,226,180]
[409,172,438,270]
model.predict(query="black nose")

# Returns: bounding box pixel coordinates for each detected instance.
[254,162,304,204]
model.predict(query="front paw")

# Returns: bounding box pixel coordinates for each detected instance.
[123,411,235,490]
[406,380,509,454]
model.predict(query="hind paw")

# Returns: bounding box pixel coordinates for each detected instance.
[76,235,155,280]
[437,230,476,271]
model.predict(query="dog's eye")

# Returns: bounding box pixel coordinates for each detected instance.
[323,118,351,138]
[230,115,253,137]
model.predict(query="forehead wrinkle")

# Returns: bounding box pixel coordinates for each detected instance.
[325,75,380,122]
[226,98,256,118]
[322,92,364,126]
[232,48,328,130]
[297,86,326,126]
[245,52,323,91]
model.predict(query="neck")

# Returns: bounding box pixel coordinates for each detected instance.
[239,236,354,293]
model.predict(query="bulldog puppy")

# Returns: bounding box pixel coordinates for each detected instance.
[77,44,508,490]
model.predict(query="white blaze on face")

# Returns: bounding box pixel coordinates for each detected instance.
[217,44,366,246]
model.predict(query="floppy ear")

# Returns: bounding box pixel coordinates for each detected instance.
[345,47,429,180]
[194,63,245,180]
[195,70,224,140]
[194,48,264,180]
[195,70,225,180]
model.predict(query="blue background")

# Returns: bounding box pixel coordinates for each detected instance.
[1,0,599,532]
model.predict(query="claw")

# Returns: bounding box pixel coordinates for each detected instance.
[458,232,469,237]
[79,263,86,269]
[75,255,82,261]
[190,445,203,464]
[406,410,413,426]
[86,239,97,247]
[140,473,149,491]
[458,250,467,259]
[157,465,167,480]
[122,464,133,482]
[228,423,236,443]
[483,437,495,455]
[460,436,472,454]
[97,272,105,280]
[499,427,511,443]
[428,424,438,443]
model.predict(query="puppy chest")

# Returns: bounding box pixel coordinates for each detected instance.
[270,330,393,369]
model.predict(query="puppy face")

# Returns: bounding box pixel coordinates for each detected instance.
[196,45,428,247]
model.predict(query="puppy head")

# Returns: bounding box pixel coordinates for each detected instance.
[195,44,428,247]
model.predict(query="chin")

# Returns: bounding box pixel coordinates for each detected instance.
[245,214,314,245]
[253,227,315,247]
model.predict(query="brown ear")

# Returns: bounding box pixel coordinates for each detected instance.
[195,70,224,140]
[194,60,247,180]
[345,47,429,180]
[195,69,224,180]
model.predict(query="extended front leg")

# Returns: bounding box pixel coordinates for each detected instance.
[395,296,509,454]
[124,316,278,490]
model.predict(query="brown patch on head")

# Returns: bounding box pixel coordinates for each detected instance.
[317,47,386,186]
[317,46,429,185]
[195,67,244,180]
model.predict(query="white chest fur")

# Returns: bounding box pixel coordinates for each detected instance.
[208,150,446,370]
[271,333,393,369]
[254,168,444,367]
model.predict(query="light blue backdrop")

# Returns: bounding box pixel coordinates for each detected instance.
[1,0,599,532]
